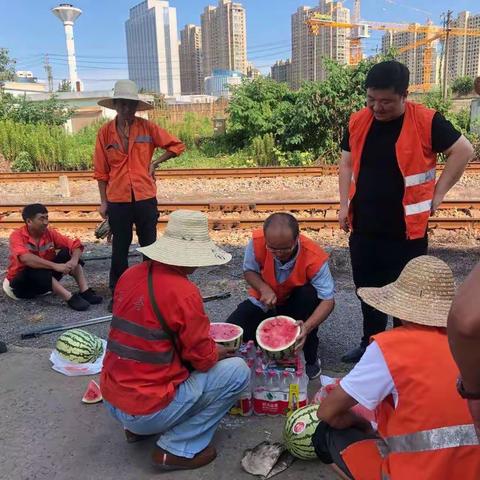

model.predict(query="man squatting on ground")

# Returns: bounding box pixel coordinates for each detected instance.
[3,203,102,311]
[226,213,335,380]
[101,210,250,471]
[93,80,185,310]
[339,61,474,364]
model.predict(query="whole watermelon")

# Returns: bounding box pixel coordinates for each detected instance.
[283,404,320,460]
[56,329,102,363]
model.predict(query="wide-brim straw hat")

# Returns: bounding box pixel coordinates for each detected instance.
[137,210,232,267]
[358,255,455,328]
[98,79,153,111]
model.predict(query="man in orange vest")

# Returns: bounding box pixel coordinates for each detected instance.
[311,256,480,480]
[340,61,474,363]
[101,210,250,471]
[226,213,335,380]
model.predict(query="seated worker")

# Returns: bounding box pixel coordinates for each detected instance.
[3,203,102,311]
[312,256,480,480]
[100,210,250,471]
[225,213,335,380]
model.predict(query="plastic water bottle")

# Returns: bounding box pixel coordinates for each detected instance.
[253,368,266,415]
[295,370,309,408]
[279,370,293,415]
[265,370,281,417]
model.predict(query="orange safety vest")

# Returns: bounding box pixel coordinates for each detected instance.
[248,229,328,305]
[341,325,480,480]
[348,102,437,240]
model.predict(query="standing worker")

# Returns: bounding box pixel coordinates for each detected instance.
[94,80,185,310]
[339,61,474,363]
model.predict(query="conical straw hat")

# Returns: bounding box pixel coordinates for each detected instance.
[137,210,232,267]
[358,255,454,328]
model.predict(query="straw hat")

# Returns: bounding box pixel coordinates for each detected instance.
[98,80,153,111]
[137,210,232,267]
[358,256,455,328]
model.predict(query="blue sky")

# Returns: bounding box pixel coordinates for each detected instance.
[0,0,478,90]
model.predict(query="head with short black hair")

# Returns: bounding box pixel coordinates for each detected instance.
[22,204,49,236]
[263,213,299,262]
[364,61,410,122]
[22,203,48,222]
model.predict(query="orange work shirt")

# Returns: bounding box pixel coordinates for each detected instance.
[93,116,185,203]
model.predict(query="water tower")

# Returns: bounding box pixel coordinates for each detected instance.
[52,3,82,91]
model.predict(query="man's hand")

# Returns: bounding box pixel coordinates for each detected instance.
[149,162,157,180]
[217,344,236,360]
[99,201,108,219]
[294,320,308,353]
[431,191,444,215]
[338,205,350,232]
[54,263,72,275]
[65,259,78,271]
[259,285,277,309]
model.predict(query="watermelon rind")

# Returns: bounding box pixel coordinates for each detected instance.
[81,380,103,404]
[210,322,243,350]
[56,329,101,364]
[283,404,320,460]
[256,316,300,360]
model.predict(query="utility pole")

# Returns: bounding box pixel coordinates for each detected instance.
[442,10,452,99]
[44,54,53,92]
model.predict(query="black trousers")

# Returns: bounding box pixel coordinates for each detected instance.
[349,232,428,347]
[10,248,79,299]
[312,422,380,479]
[225,284,321,365]
[107,197,158,291]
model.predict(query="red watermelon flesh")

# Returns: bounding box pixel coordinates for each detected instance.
[258,316,300,350]
[81,380,103,404]
[210,323,242,341]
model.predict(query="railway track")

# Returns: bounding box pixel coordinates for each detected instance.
[1,199,479,230]
[1,163,480,182]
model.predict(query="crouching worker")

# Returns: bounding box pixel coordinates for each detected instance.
[312,256,480,480]
[3,203,102,311]
[100,210,250,471]
[226,213,335,380]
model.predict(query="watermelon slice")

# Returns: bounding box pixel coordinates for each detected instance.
[81,380,103,404]
[256,316,300,360]
[209,322,243,350]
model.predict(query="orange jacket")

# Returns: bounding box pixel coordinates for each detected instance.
[341,325,480,480]
[248,230,328,305]
[93,116,185,203]
[348,102,437,239]
[100,261,218,415]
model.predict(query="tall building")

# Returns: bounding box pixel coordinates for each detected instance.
[382,24,440,87]
[271,60,292,84]
[125,0,181,95]
[448,11,480,83]
[201,0,247,77]
[179,24,203,94]
[291,1,350,89]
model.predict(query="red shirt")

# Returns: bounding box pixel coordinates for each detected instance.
[100,261,218,415]
[7,226,83,280]
[93,116,185,203]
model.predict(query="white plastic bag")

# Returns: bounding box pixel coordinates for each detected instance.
[49,339,107,376]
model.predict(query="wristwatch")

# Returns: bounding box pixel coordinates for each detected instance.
[456,377,480,400]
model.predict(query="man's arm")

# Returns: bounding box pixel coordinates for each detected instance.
[432,135,474,213]
[149,123,186,175]
[93,128,110,219]
[18,253,68,274]
[338,150,352,232]
[97,180,108,219]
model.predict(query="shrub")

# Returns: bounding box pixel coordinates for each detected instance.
[451,77,474,96]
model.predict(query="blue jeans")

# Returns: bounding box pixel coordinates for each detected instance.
[104,357,250,458]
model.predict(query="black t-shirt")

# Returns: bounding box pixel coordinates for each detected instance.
[341,112,461,239]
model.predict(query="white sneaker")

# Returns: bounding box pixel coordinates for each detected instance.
[2,278,19,300]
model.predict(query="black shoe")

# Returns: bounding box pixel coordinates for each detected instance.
[107,299,113,313]
[341,346,366,364]
[306,360,322,380]
[67,293,90,311]
[80,288,103,305]
[0,341,7,354]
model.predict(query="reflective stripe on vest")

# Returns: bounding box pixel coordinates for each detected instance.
[404,167,436,187]
[107,339,173,364]
[405,199,432,216]
[385,424,479,454]
[111,316,170,341]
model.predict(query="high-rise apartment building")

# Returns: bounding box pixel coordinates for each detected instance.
[179,24,203,94]
[291,1,350,89]
[448,11,480,82]
[125,0,181,95]
[381,24,440,87]
[201,0,247,77]
[271,60,292,84]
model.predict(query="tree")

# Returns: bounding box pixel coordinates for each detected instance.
[0,48,16,82]
[451,76,474,96]
[57,79,72,92]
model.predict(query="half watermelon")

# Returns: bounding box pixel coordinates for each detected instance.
[256,315,300,360]
[209,322,243,350]
[81,380,103,404]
